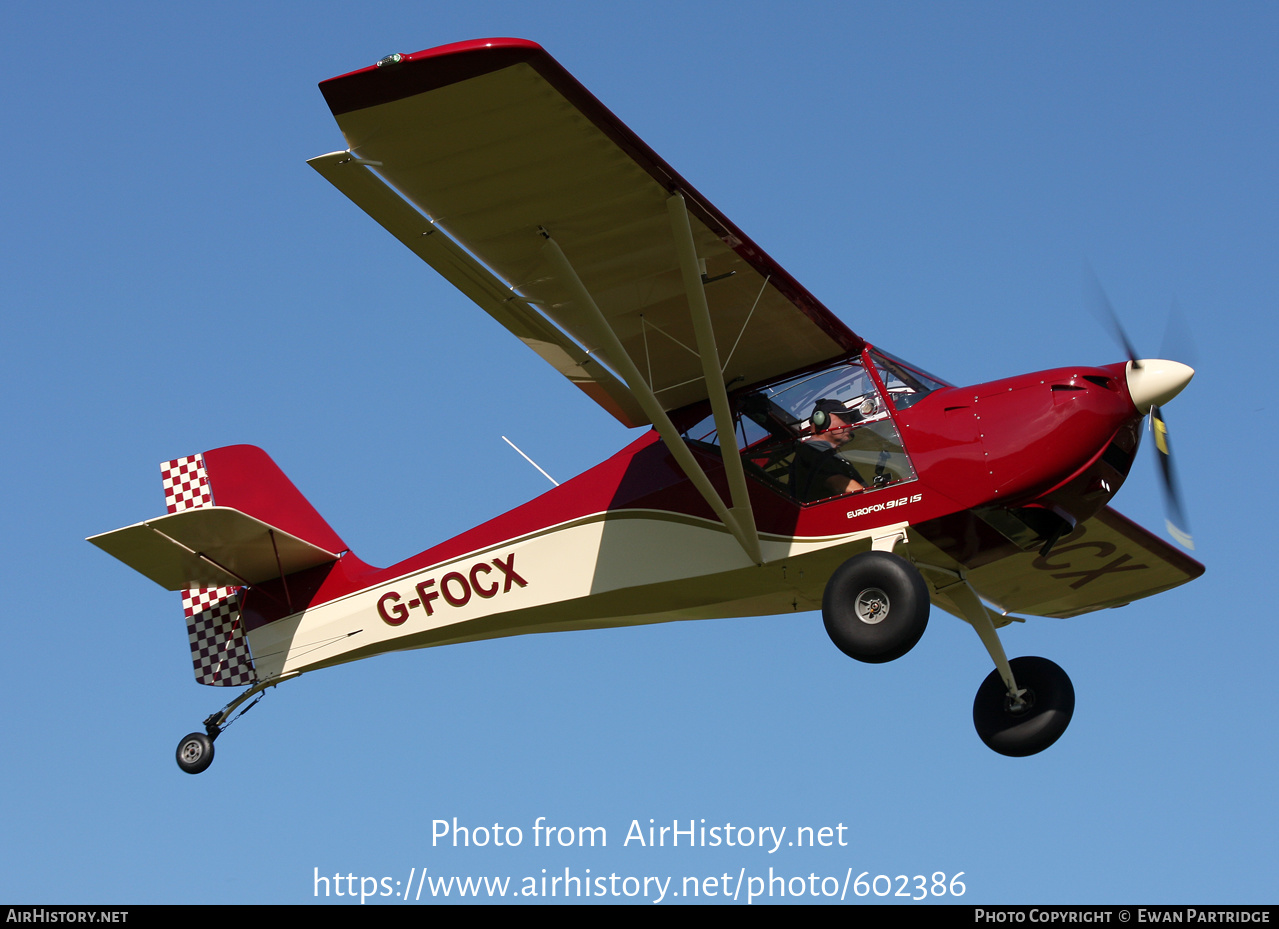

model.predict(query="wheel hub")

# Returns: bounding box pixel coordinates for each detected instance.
[180,740,204,763]
[1004,688,1037,715]
[854,588,890,624]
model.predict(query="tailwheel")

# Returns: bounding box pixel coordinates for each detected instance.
[174,680,273,773]
[175,731,216,775]
[973,656,1074,757]
[822,551,930,663]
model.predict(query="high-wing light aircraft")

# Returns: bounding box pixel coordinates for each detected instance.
[90,39,1202,773]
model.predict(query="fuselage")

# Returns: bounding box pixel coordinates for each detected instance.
[241,353,1148,681]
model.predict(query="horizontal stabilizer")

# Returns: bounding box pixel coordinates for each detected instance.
[88,506,340,591]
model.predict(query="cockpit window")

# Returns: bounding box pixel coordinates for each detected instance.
[682,354,920,504]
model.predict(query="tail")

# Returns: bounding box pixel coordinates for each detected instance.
[164,446,347,553]
[91,445,346,687]
[167,446,348,687]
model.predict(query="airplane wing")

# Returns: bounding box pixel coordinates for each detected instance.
[312,38,862,428]
[957,506,1204,619]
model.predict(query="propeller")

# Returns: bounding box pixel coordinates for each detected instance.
[1086,269,1195,550]
[1150,404,1194,549]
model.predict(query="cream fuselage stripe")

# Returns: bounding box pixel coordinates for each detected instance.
[245,508,908,680]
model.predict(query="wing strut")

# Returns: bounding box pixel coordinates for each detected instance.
[665,193,761,561]
[539,229,763,566]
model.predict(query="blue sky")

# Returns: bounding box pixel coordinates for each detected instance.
[3,1,1276,904]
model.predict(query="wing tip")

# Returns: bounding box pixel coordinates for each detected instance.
[318,38,547,116]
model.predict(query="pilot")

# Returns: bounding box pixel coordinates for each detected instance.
[791,398,867,502]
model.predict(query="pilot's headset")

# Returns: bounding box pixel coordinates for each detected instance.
[810,398,860,432]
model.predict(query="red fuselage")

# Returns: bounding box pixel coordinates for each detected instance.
[239,358,1143,631]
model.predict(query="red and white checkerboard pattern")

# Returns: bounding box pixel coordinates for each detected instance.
[162,454,257,688]
[181,586,256,687]
[162,454,213,514]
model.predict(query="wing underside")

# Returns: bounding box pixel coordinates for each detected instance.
[956,506,1203,619]
[313,39,862,427]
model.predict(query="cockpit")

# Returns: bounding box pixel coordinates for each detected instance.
[682,349,948,505]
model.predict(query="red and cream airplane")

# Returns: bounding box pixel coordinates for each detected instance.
[89,39,1202,773]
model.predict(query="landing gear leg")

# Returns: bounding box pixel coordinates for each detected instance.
[925,569,1074,756]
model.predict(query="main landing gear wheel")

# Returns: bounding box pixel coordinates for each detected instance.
[822,551,930,663]
[973,656,1074,757]
[175,732,215,775]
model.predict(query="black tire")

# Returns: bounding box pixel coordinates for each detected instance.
[973,656,1074,757]
[175,732,215,775]
[821,551,930,663]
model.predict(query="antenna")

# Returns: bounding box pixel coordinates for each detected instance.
[501,436,560,486]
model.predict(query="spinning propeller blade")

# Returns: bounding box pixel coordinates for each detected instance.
[1150,405,1194,550]
[1089,269,1196,550]
[1087,267,1142,369]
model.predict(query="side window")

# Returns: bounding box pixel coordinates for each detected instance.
[683,356,918,504]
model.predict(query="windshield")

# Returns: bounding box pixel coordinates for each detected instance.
[870,349,950,411]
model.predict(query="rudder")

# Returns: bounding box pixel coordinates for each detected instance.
[161,453,255,687]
